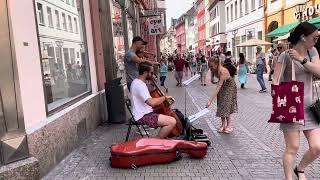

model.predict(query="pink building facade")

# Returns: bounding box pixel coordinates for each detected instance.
[196,0,206,53]
[175,16,186,54]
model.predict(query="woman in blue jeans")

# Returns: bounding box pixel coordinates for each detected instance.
[256,46,267,93]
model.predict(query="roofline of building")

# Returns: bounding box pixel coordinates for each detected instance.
[208,0,224,11]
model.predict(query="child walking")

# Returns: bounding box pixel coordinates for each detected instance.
[160,60,169,92]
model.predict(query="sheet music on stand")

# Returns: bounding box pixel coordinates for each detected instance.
[188,108,210,123]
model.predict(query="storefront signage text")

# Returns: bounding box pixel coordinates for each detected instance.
[294,4,320,20]
[149,18,164,35]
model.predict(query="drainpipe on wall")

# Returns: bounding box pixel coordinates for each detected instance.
[121,0,130,51]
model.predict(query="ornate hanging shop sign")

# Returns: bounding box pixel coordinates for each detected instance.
[149,17,164,35]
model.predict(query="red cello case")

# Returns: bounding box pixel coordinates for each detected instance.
[110,138,207,168]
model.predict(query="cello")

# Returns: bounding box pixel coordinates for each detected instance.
[138,51,183,137]
[149,79,183,137]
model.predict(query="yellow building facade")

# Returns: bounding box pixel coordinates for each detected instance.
[264,0,320,40]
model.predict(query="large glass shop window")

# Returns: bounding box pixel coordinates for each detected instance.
[35,0,91,111]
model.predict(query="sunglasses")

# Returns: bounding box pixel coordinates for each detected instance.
[277,47,282,50]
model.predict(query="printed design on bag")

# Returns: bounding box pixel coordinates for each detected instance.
[272,90,276,96]
[276,115,285,121]
[271,110,274,114]
[293,117,305,125]
[293,117,297,122]
[295,96,301,104]
[289,106,297,113]
[277,96,287,107]
[292,85,299,92]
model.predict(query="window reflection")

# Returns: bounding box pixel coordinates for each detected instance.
[35,0,90,111]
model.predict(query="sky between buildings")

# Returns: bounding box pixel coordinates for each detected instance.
[165,0,195,28]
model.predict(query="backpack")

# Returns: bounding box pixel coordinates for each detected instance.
[223,58,237,77]
[200,56,206,63]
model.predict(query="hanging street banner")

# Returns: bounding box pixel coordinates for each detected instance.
[149,17,164,35]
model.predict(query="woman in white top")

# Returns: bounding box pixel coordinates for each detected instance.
[273,22,320,180]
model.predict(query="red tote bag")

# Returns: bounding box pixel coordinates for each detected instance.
[269,60,305,125]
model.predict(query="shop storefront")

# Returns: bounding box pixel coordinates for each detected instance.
[0,0,103,178]
[265,1,320,43]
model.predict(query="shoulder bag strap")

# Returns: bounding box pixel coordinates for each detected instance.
[276,53,287,84]
[307,50,320,101]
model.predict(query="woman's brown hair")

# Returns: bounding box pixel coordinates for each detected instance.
[208,56,220,75]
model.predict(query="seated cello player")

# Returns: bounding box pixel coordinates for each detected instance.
[130,61,176,139]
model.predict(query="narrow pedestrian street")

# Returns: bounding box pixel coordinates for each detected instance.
[44,73,320,180]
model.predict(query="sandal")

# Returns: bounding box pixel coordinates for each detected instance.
[217,126,225,133]
[224,127,234,134]
[294,166,304,180]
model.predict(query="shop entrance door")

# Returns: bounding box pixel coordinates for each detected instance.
[0,0,28,165]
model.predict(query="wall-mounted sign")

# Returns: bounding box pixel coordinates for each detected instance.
[113,21,123,37]
[149,17,164,35]
[294,4,320,20]
[142,10,161,17]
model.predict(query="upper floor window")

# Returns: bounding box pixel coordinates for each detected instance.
[66,0,70,5]
[62,13,67,31]
[74,17,79,33]
[235,1,238,19]
[259,0,263,7]
[240,0,243,17]
[226,6,229,23]
[55,10,61,29]
[68,15,73,32]
[37,3,45,25]
[71,0,75,7]
[251,0,255,11]
[231,4,233,21]
[47,7,53,27]
[245,0,249,14]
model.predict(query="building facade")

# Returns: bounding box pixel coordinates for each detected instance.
[196,0,206,53]
[160,25,176,54]
[225,0,264,63]
[0,0,102,178]
[265,0,320,42]
[0,0,163,179]
[208,0,227,54]
[175,15,187,54]
[185,5,197,53]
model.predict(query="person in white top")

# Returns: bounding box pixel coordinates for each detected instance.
[130,61,176,138]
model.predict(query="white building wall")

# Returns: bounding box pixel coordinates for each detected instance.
[225,0,264,62]
[209,1,227,47]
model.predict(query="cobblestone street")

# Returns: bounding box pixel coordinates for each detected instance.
[44,72,320,180]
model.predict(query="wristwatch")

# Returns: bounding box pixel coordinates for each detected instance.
[300,58,308,65]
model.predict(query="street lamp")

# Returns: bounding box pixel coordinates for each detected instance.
[295,3,306,22]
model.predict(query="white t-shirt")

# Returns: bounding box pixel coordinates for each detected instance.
[130,79,153,120]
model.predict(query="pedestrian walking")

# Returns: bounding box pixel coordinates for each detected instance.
[268,49,275,81]
[206,56,238,134]
[185,54,191,77]
[224,51,236,64]
[159,60,169,92]
[174,54,185,87]
[191,55,197,76]
[237,53,249,89]
[200,54,208,86]
[272,22,320,180]
[256,46,268,93]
